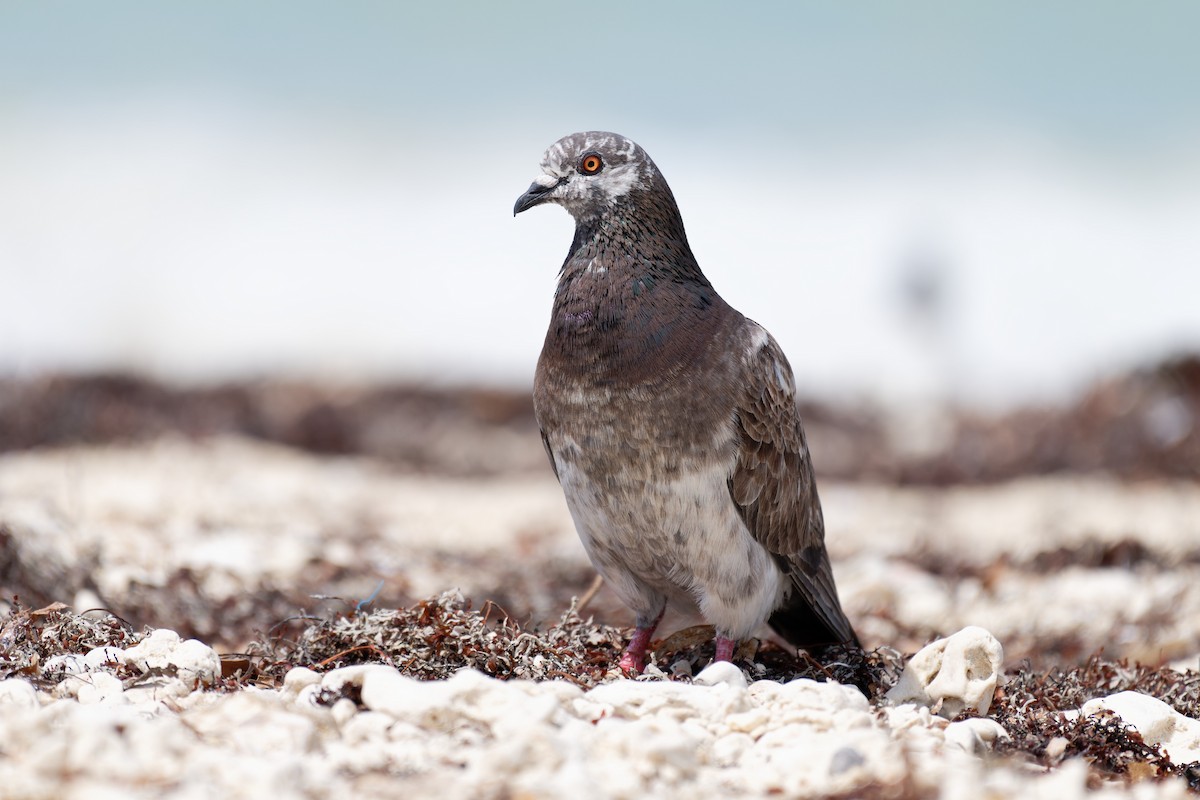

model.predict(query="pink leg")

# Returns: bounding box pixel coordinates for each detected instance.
[618,609,664,675]
[714,636,737,663]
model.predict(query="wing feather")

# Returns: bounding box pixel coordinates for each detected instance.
[727,323,858,647]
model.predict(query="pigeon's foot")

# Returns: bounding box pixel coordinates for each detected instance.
[619,611,664,675]
[619,626,655,675]
[714,636,737,663]
[618,647,646,675]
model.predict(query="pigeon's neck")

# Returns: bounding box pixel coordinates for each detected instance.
[566,196,705,283]
[541,196,731,385]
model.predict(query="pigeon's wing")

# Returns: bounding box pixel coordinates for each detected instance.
[727,323,859,647]
[539,428,560,481]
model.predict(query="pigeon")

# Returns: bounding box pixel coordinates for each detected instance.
[514,131,859,674]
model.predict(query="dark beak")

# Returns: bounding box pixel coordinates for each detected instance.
[513,180,559,216]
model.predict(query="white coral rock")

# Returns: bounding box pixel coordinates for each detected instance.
[122,628,222,689]
[0,678,39,710]
[692,660,748,690]
[944,717,1010,754]
[886,626,1004,718]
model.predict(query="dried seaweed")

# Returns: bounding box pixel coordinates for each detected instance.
[993,654,1200,786]
[249,590,628,687]
[0,600,142,688]
[243,590,896,696]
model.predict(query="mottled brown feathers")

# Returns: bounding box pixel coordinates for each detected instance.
[728,332,860,646]
[520,131,858,657]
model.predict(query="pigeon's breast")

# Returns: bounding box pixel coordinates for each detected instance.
[533,289,743,529]
[533,298,743,482]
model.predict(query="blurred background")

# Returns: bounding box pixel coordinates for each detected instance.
[3,1,1198,406]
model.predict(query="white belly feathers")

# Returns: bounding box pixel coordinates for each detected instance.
[556,450,786,641]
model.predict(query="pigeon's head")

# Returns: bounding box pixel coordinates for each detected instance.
[513,131,661,221]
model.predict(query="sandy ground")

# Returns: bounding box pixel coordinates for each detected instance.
[2,435,1200,798]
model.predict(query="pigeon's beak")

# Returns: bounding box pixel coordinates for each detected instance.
[513,178,561,216]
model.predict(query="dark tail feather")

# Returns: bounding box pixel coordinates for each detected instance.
[768,589,860,649]
[768,550,860,649]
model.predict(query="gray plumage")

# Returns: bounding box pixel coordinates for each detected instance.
[514,131,858,668]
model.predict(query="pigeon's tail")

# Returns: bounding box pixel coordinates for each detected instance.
[768,592,860,649]
[768,552,860,650]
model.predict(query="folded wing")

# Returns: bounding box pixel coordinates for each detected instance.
[727,324,859,647]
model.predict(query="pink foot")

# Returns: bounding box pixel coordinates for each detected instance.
[714,636,737,662]
[619,625,655,675]
[618,647,646,675]
[619,611,664,675]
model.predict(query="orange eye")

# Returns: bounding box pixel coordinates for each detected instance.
[580,154,603,175]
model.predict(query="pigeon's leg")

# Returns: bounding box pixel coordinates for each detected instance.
[619,608,665,675]
[714,636,737,663]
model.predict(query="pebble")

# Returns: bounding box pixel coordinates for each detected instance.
[886,626,1004,717]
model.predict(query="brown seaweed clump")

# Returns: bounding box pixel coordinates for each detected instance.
[992,655,1200,789]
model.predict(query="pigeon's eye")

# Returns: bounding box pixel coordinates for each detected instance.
[580,154,603,175]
